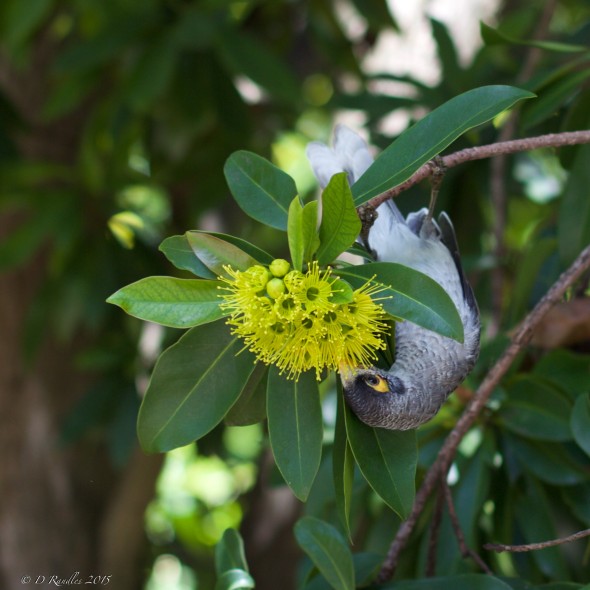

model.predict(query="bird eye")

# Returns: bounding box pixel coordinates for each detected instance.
[363,374,389,393]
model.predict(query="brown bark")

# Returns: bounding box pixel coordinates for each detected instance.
[0,32,161,590]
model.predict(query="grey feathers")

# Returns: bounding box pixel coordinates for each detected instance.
[307,126,481,430]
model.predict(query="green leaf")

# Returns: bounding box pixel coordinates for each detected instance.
[343,402,416,519]
[215,569,255,590]
[159,235,217,278]
[216,29,300,105]
[514,477,569,579]
[521,70,590,130]
[124,33,177,111]
[224,150,298,230]
[386,574,513,590]
[497,376,573,442]
[107,277,225,328]
[480,22,587,53]
[330,279,354,304]
[210,233,275,265]
[215,529,249,576]
[333,385,355,538]
[558,144,590,266]
[137,321,257,452]
[505,433,588,486]
[351,85,535,205]
[1,0,53,52]
[294,516,355,590]
[338,262,464,342]
[533,349,590,399]
[317,173,361,265]
[267,368,323,501]
[186,232,259,278]
[571,394,590,458]
[288,197,320,271]
[160,232,273,278]
[225,363,268,426]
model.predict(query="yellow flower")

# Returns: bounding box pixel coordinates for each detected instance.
[219,260,389,380]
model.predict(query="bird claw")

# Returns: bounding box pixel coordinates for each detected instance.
[358,204,379,251]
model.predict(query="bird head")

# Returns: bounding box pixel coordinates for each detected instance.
[339,364,409,429]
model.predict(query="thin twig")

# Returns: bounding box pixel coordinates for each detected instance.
[488,0,558,338]
[366,130,590,211]
[442,479,492,574]
[484,529,590,553]
[425,483,445,576]
[376,243,590,584]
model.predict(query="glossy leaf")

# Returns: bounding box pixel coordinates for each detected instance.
[223,150,297,230]
[558,144,590,266]
[330,279,354,304]
[497,376,573,442]
[344,402,416,518]
[521,70,590,130]
[480,22,587,53]
[338,262,464,342]
[267,368,323,501]
[159,235,217,278]
[224,363,268,426]
[216,29,300,105]
[210,232,275,264]
[215,529,249,575]
[294,516,355,590]
[514,477,569,579]
[107,277,225,328]
[351,85,535,205]
[317,172,361,265]
[215,569,255,590]
[571,394,590,458]
[137,321,257,452]
[1,0,53,51]
[186,232,258,278]
[333,386,354,538]
[533,349,590,399]
[124,33,177,111]
[288,197,320,271]
[387,574,513,590]
[352,553,382,587]
[161,232,273,278]
[505,433,588,486]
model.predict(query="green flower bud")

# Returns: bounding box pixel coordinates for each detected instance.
[269,258,291,278]
[247,265,272,290]
[266,277,286,299]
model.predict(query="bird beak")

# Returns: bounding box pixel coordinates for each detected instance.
[338,363,358,386]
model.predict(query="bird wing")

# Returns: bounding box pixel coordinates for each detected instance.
[437,212,478,313]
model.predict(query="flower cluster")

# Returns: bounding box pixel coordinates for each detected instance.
[218,259,389,380]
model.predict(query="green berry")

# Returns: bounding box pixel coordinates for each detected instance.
[247,265,272,289]
[269,258,291,278]
[266,277,286,299]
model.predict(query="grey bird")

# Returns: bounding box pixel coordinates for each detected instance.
[307,125,480,430]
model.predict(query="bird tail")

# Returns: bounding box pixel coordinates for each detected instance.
[306,125,374,188]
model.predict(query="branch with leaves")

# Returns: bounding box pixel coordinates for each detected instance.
[106,82,590,590]
[365,130,590,210]
[377,241,590,583]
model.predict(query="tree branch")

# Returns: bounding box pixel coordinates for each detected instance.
[425,484,445,576]
[376,242,590,584]
[484,528,590,553]
[488,0,558,338]
[366,130,590,210]
[442,480,492,574]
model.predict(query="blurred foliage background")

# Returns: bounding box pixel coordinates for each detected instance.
[1,0,590,589]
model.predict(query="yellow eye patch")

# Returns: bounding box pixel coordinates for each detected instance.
[363,374,390,393]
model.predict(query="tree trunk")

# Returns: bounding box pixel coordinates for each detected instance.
[0,33,162,590]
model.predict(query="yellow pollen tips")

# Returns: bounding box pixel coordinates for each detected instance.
[218,261,389,381]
